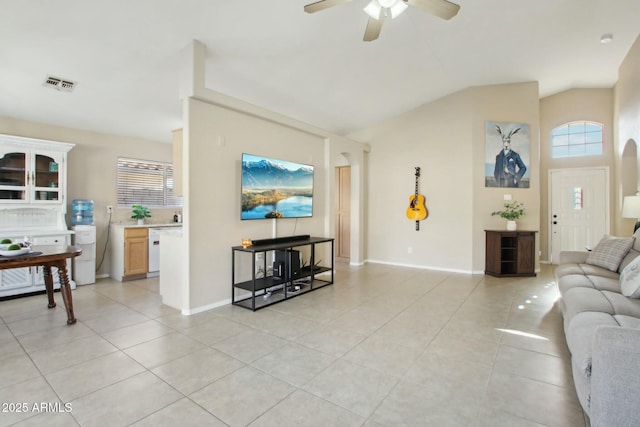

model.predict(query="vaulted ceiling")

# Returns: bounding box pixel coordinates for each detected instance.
[1,0,639,142]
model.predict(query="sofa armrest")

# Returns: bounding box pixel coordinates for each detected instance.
[590,325,640,427]
[558,251,589,265]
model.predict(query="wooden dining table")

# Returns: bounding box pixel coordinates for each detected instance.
[0,245,82,325]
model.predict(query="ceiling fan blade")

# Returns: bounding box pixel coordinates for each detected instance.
[304,0,352,14]
[406,0,460,20]
[363,17,383,42]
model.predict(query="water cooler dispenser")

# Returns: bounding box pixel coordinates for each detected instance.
[72,199,94,225]
[72,225,96,285]
[71,199,96,285]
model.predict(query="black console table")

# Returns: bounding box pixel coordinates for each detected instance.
[231,236,334,311]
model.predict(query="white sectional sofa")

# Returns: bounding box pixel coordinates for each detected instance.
[555,231,640,427]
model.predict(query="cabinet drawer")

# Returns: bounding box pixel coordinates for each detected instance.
[125,228,148,239]
[32,235,68,245]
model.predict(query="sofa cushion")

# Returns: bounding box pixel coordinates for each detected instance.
[588,275,622,293]
[620,255,640,298]
[601,290,640,317]
[555,263,588,279]
[619,248,640,272]
[558,251,589,265]
[613,314,640,328]
[586,235,634,272]
[566,311,619,378]
[562,287,615,330]
[560,263,620,280]
[632,228,640,250]
[557,274,620,299]
[558,274,595,297]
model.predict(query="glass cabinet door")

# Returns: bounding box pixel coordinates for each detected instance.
[33,152,62,202]
[0,149,27,201]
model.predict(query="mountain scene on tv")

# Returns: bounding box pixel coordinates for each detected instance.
[241,154,313,219]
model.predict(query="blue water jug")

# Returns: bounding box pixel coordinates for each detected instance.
[72,199,94,225]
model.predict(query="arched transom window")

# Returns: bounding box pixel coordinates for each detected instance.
[551,121,604,158]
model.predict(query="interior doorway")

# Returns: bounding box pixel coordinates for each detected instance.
[335,166,351,263]
[549,167,609,263]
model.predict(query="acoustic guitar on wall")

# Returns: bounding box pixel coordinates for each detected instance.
[406,166,428,230]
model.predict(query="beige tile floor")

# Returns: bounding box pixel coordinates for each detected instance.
[0,263,586,427]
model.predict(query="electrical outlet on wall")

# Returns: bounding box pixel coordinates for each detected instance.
[107,205,113,214]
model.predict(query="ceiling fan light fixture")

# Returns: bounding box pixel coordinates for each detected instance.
[378,0,396,7]
[364,0,382,19]
[388,0,408,18]
[364,0,407,20]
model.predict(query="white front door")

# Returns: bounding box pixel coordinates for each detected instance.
[549,167,609,264]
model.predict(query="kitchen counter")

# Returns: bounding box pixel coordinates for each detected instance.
[112,223,183,228]
[110,223,183,282]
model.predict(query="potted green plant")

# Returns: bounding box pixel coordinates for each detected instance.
[491,201,525,230]
[131,205,151,225]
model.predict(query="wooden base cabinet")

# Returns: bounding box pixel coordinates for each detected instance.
[123,228,148,279]
[110,225,149,281]
[485,230,537,277]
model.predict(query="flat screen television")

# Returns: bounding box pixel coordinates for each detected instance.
[241,153,314,220]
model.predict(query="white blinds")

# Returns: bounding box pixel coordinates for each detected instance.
[117,157,182,207]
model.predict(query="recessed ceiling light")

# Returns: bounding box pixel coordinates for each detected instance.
[600,33,613,44]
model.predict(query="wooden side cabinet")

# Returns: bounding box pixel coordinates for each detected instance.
[124,227,148,280]
[485,230,537,277]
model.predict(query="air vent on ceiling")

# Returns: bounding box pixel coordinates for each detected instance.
[43,75,77,92]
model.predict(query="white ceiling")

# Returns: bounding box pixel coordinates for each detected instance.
[1,0,639,143]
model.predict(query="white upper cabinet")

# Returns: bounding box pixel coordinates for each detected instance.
[0,135,74,205]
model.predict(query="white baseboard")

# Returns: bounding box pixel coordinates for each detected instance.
[182,298,231,316]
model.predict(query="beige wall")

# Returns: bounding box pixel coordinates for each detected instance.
[0,116,173,277]
[471,82,540,272]
[351,81,540,273]
[351,89,474,271]
[615,35,640,236]
[539,88,615,260]
[185,98,328,309]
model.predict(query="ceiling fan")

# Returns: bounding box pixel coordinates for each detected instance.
[304,0,460,41]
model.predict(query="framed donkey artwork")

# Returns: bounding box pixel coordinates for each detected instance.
[485,121,531,188]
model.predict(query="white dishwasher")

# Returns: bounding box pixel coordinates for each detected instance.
[148,228,161,276]
[148,227,174,276]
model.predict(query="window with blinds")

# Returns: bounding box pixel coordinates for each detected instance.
[117,157,182,207]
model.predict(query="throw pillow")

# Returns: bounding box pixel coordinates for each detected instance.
[585,235,634,272]
[620,255,640,298]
